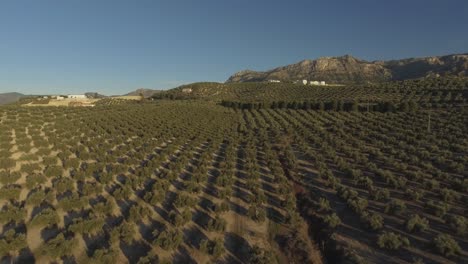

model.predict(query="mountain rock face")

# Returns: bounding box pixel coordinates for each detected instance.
[0,92,25,105]
[126,88,162,98]
[226,54,468,83]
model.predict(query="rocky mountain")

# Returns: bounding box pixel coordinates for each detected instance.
[126,88,162,98]
[0,92,25,105]
[227,53,468,83]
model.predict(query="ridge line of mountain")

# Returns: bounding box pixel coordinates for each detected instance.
[226,53,468,83]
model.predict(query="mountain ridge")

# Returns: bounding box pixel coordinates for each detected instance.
[226,53,468,83]
[125,88,162,98]
[0,92,25,105]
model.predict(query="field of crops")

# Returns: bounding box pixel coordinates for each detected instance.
[0,91,467,263]
[238,107,467,263]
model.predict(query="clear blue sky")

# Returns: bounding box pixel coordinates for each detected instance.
[0,0,467,95]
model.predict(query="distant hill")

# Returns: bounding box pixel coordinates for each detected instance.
[227,53,468,84]
[0,92,25,105]
[154,77,468,103]
[85,92,107,99]
[126,88,162,98]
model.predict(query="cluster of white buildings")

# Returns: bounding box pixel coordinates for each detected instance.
[267,79,327,85]
[45,94,87,100]
[301,80,326,86]
[68,94,87,99]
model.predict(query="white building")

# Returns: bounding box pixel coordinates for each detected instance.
[310,81,326,86]
[56,96,65,100]
[68,95,87,99]
[182,88,192,93]
[302,80,308,85]
[268,80,281,83]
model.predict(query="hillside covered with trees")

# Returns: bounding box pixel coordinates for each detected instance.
[0,77,467,263]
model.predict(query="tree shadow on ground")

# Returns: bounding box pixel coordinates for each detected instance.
[224,232,251,263]
[83,232,109,257]
[228,201,247,216]
[192,209,214,231]
[62,255,77,264]
[266,206,284,224]
[15,247,35,264]
[120,240,151,264]
[183,225,209,250]
[173,246,197,264]
[40,226,61,242]
[116,199,136,220]
[198,196,216,213]
[138,219,165,243]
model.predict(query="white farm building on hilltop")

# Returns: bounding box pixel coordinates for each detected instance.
[68,95,87,99]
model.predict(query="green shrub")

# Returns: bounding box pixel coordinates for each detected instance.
[89,248,118,264]
[153,229,183,250]
[425,201,451,217]
[214,202,230,213]
[249,245,278,264]
[248,205,266,222]
[44,165,63,178]
[369,187,390,201]
[26,190,54,206]
[347,197,368,214]
[58,193,89,212]
[128,204,152,222]
[199,239,210,254]
[0,171,21,185]
[174,193,197,208]
[337,186,358,200]
[207,216,227,232]
[405,188,424,201]
[377,232,410,250]
[92,199,115,216]
[405,214,429,232]
[68,216,105,235]
[323,213,341,229]
[118,222,135,244]
[318,197,331,212]
[29,208,59,227]
[53,177,75,194]
[384,199,406,215]
[0,186,21,200]
[447,215,467,236]
[20,163,41,174]
[0,230,27,258]
[342,248,366,263]
[0,204,26,225]
[439,188,461,202]
[212,238,226,258]
[38,233,77,259]
[360,211,384,231]
[82,182,103,196]
[26,174,47,189]
[0,158,15,170]
[432,234,461,257]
